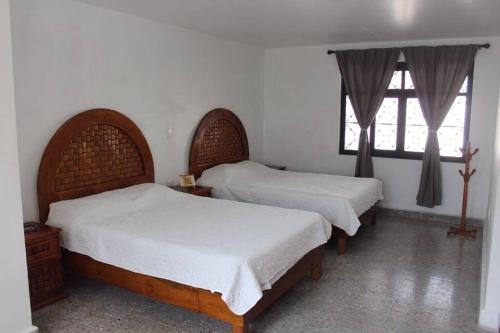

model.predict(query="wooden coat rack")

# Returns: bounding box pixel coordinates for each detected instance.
[447,143,478,238]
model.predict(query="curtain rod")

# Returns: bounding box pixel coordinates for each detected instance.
[326,43,490,55]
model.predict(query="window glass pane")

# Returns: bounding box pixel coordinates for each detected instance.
[405,98,427,152]
[388,70,402,89]
[406,71,468,94]
[459,77,468,93]
[374,98,398,150]
[345,123,361,151]
[405,97,466,157]
[404,70,414,90]
[344,97,360,150]
[438,127,464,157]
[438,96,467,157]
[345,96,358,123]
[442,96,466,127]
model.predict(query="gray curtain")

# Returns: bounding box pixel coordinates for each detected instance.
[403,45,479,207]
[336,48,400,177]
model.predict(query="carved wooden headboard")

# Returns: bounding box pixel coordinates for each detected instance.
[37,109,154,222]
[189,108,249,178]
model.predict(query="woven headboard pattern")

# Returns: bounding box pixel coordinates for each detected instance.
[189,108,249,178]
[197,119,245,166]
[55,124,145,191]
[38,109,154,222]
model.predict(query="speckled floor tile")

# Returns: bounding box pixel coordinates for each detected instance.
[33,216,488,333]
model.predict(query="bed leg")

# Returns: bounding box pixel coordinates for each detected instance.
[371,213,377,226]
[231,322,249,333]
[310,263,322,280]
[337,236,346,255]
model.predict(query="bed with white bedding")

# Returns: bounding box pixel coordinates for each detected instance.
[189,108,384,255]
[198,161,383,236]
[37,108,330,333]
[48,183,331,315]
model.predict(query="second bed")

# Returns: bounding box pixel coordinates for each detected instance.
[189,108,383,254]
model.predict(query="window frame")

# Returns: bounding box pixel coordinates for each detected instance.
[339,62,473,163]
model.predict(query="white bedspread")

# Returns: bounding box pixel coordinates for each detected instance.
[47,183,331,315]
[197,161,383,236]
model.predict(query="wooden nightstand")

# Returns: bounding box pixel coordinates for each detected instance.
[265,164,286,171]
[24,223,65,311]
[169,185,212,197]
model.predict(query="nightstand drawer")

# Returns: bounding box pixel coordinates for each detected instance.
[27,258,64,311]
[26,237,59,264]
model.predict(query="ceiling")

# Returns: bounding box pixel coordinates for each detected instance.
[77,0,500,48]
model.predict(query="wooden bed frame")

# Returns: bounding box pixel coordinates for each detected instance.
[189,108,378,255]
[37,108,325,333]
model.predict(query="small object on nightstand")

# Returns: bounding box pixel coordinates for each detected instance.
[179,174,196,187]
[169,185,212,197]
[265,164,286,171]
[24,221,40,233]
[24,223,65,311]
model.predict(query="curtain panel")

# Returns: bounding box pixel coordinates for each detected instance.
[402,45,479,207]
[336,48,400,177]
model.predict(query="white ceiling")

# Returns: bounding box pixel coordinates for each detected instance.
[77,0,500,48]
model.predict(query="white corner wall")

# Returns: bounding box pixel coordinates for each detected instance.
[0,0,34,332]
[264,37,500,219]
[480,76,500,331]
[11,0,265,221]
[7,0,500,331]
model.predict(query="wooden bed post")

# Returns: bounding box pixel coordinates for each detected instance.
[337,236,347,255]
[231,322,249,333]
[331,227,347,255]
[310,262,323,280]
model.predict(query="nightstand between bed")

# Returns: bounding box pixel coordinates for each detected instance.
[169,185,212,197]
[24,223,65,311]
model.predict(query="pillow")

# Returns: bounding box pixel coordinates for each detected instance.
[47,183,167,227]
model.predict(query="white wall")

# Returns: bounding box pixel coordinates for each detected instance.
[480,79,500,331]
[11,0,265,221]
[264,37,500,219]
[0,0,34,332]
[8,1,500,330]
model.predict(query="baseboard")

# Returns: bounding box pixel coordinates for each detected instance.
[379,208,483,227]
[479,308,499,332]
[19,325,38,333]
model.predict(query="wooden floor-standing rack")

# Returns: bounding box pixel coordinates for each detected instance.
[448,143,478,238]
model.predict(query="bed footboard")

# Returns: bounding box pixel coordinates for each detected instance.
[330,204,379,255]
[359,205,379,226]
[63,245,325,333]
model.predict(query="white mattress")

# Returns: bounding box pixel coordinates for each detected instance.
[197,161,384,236]
[47,183,331,315]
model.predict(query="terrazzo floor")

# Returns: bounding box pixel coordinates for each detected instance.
[33,216,489,333]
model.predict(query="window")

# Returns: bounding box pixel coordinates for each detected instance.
[340,63,473,162]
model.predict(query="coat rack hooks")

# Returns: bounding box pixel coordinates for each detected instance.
[447,142,478,238]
